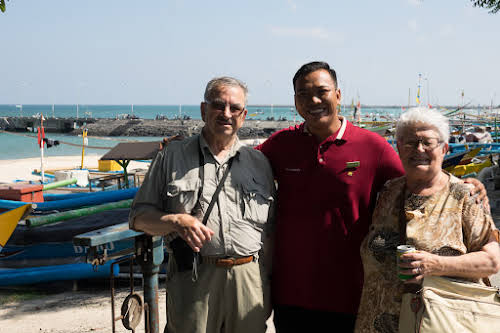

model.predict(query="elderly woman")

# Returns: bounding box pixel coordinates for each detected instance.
[354,107,500,333]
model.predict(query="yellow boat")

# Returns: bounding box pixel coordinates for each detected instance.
[444,147,482,172]
[448,156,493,177]
[0,204,32,251]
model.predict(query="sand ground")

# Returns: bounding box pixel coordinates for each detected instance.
[0,280,275,333]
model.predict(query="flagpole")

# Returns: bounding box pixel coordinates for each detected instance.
[40,113,45,183]
[416,73,422,106]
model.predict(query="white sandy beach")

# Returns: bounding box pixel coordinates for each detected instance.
[0,155,148,184]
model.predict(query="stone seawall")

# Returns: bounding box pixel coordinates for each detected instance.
[71,118,298,139]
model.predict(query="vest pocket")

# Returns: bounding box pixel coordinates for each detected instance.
[241,179,273,225]
[164,177,200,213]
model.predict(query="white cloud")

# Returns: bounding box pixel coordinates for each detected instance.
[270,26,337,40]
[439,24,453,37]
[408,19,418,32]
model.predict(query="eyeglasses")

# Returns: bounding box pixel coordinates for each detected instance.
[205,100,246,116]
[402,137,443,151]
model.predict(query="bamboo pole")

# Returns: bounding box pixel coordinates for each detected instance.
[42,178,78,191]
[26,199,132,227]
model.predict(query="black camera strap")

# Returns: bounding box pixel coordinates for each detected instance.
[196,137,236,225]
[192,137,236,281]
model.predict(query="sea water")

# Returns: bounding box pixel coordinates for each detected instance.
[0,104,404,121]
[0,132,164,160]
[0,104,460,160]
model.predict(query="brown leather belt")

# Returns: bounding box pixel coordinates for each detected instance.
[202,255,254,268]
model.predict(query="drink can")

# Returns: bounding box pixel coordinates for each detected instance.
[397,245,416,281]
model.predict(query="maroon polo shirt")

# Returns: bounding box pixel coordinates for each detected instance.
[256,118,404,315]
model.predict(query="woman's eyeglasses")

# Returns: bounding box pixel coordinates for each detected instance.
[402,137,443,151]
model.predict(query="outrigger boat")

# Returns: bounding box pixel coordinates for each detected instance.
[448,155,494,178]
[0,208,131,286]
[0,204,32,252]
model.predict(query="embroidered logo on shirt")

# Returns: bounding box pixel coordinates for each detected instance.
[284,168,301,172]
[345,161,360,176]
[346,161,360,168]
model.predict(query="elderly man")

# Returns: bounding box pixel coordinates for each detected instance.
[130,77,275,333]
[256,61,487,332]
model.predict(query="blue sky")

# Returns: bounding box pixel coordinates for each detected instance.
[1,0,499,106]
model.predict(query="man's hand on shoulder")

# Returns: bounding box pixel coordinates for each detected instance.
[463,177,489,208]
[173,214,215,252]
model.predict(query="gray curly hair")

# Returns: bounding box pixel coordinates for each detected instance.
[204,76,248,105]
[396,107,449,143]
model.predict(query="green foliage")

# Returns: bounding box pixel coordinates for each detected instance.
[0,0,5,13]
[472,0,500,13]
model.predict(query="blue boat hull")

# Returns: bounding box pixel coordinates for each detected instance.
[0,187,138,211]
[0,262,119,286]
[0,208,134,284]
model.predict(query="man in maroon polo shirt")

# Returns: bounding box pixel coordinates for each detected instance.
[256,61,487,332]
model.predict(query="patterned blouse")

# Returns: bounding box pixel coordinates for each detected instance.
[354,174,500,333]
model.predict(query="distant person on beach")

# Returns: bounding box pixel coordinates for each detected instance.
[130,77,275,333]
[465,126,493,143]
[256,61,488,332]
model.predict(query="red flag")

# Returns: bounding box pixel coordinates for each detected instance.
[37,126,45,148]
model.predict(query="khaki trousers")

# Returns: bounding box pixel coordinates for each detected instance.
[165,256,271,333]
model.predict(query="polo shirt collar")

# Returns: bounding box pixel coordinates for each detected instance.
[302,116,349,142]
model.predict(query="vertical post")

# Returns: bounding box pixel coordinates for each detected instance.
[40,114,45,183]
[495,117,498,144]
[136,236,164,333]
[416,74,422,106]
[81,129,88,169]
[40,142,45,183]
[117,160,131,188]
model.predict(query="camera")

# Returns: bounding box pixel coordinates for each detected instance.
[170,237,196,272]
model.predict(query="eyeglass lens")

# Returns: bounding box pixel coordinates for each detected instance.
[208,100,244,114]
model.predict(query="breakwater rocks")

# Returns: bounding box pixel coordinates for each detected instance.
[70,119,298,139]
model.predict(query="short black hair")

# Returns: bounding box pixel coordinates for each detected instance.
[292,61,338,91]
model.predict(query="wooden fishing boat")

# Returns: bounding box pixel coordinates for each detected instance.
[0,204,32,252]
[448,155,494,177]
[0,187,138,211]
[442,149,477,170]
[0,208,133,286]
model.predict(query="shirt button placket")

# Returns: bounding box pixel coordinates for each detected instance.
[219,163,231,254]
